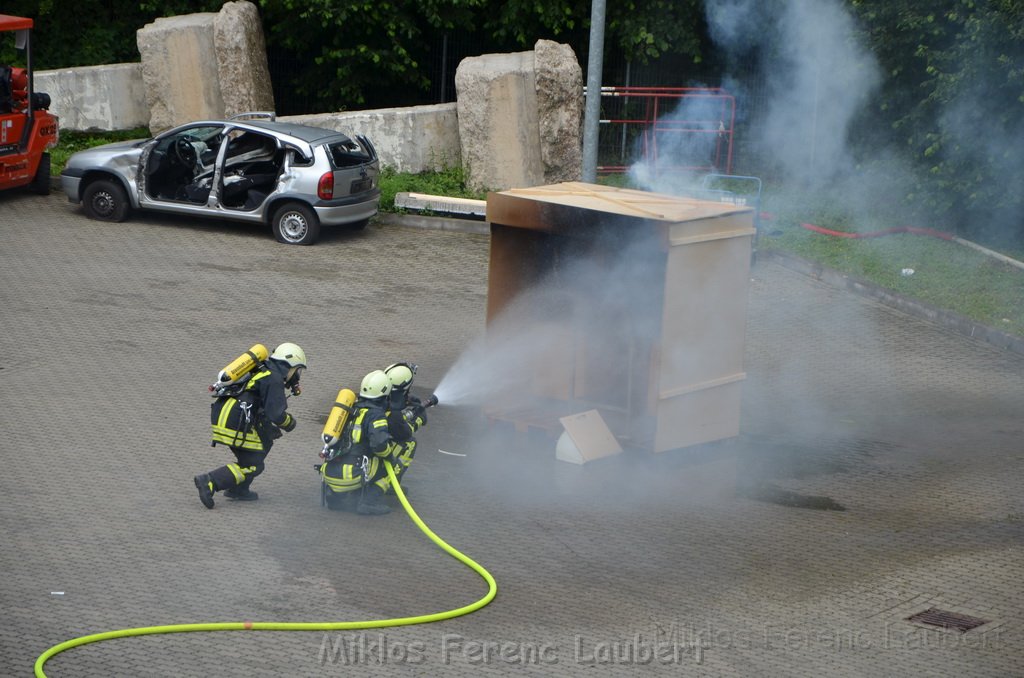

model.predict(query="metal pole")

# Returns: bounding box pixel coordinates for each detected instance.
[619,61,630,162]
[440,34,449,103]
[582,0,606,183]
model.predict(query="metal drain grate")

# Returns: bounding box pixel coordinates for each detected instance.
[906,608,988,633]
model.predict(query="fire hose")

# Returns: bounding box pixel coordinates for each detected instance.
[34,460,496,677]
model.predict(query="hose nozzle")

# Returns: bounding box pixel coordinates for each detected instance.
[424,394,439,408]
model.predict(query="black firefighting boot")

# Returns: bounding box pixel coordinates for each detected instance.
[224,486,259,501]
[356,485,391,515]
[326,489,358,512]
[194,474,215,509]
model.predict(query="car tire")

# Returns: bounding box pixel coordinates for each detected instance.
[272,202,320,245]
[82,179,130,222]
[29,153,50,196]
[348,218,370,231]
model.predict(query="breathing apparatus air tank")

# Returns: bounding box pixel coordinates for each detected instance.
[322,388,357,448]
[214,344,269,388]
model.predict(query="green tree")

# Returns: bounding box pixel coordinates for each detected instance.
[9,0,711,111]
[255,0,485,112]
[851,0,1024,244]
[482,0,706,63]
[3,0,222,68]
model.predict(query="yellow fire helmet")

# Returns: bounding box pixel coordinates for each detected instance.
[360,370,392,399]
[384,362,416,391]
[270,342,307,368]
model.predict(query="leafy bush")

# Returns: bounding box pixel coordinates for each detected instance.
[378,164,487,211]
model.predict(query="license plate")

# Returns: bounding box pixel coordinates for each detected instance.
[350,178,371,193]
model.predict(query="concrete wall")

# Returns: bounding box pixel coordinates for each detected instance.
[35,33,580,186]
[283,104,460,173]
[36,64,459,174]
[35,64,150,132]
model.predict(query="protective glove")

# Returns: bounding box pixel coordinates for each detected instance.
[403,405,427,427]
[280,412,297,432]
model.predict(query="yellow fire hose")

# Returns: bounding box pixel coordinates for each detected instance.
[34,462,497,677]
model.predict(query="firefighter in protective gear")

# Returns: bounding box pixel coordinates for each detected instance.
[193,342,306,509]
[382,362,427,495]
[320,369,416,515]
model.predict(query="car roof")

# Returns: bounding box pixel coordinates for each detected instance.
[242,120,351,144]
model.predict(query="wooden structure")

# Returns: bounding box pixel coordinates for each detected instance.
[485,181,754,453]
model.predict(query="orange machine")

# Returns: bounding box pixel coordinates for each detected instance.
[1,14,58,194]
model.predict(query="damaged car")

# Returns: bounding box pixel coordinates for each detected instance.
[60,113,380,245]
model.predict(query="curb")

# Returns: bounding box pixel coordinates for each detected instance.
[759,249,1024,357]
[375,212,489,235]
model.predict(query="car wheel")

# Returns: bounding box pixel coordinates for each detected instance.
[82,179,130,222]
[348,218,370,231]
[29,153,50,196]
[272,202,320,245]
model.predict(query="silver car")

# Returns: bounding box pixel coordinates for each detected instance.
[60,112,380,245]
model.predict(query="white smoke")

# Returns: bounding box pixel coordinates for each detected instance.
[630,0,883,198]
[712,0,880,185]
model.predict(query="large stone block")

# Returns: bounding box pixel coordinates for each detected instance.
[137,13,223,132]
[456,50,543,191]
[136,1,272,132]
[455,42,582,191]
[36,63,150,132]
[534,40,583,184]
[284,103,460,174]
[213,1,275,117]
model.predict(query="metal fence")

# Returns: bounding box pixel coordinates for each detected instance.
[267,35,772,179]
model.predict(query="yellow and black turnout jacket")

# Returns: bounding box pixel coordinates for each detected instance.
[211,360,294,451]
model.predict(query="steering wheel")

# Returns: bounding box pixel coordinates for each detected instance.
[173,137,198,168]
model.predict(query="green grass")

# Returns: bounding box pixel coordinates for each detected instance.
[759,222,1024,336]
[754,186,1024,338]
[51,131,1024,339]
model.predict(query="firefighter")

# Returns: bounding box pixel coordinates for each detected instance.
[382,362,428,495]
[320,369,415,515]
[194,342,306,509]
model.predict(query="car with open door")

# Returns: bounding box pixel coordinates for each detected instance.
[60,112,380,245]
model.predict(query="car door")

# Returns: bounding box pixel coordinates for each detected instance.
[215,127,283,212]
[138,124,224,208]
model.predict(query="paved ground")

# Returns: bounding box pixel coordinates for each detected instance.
[2,189,1022,677]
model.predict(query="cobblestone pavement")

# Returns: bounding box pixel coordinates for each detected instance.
[2,190,1022,677]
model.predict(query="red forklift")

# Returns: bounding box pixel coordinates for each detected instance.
[0,14,58,194]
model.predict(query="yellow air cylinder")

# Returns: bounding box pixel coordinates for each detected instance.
[322,388,357,447]
[217,344,269,386]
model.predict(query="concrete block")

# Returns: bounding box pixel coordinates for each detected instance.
[36,63,149,132]
[534,39,583,184]
[213,0,275,117]
[137,12,223,132]
[394,192,486,217]
[456,50,543,191]
[283,103,460,174]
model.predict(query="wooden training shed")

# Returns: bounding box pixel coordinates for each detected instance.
[484,181,754,454]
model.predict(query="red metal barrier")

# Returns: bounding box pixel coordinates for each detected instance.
[592,86,735,176]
